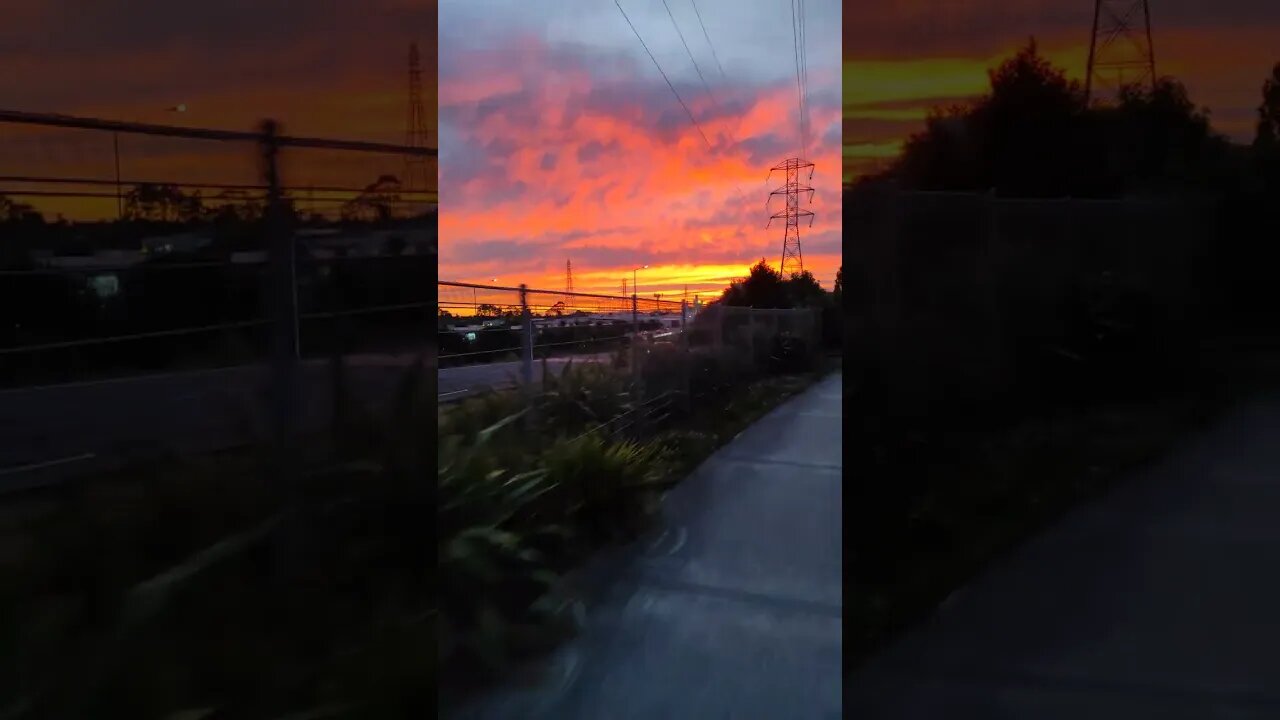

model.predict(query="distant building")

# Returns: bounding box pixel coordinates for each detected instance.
[34,249,145,270]
[299,222,434,259]
[141,232,213,257]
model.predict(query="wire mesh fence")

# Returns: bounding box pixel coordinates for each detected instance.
[437,280,824,427]
[0,109,435,489]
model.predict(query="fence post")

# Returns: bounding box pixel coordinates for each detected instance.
[631,291,639,383]
[519,284,534,394]
[262,118,300,580]
[680,299,691,413]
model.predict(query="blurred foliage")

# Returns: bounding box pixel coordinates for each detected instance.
[0,304,830,717]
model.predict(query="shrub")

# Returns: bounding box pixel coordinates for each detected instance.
[536,358,632,432]
[541,434,670,544]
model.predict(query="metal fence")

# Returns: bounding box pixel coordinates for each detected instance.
[844,182,1214,413]
[0,109,435,490]
[436,280,823,413]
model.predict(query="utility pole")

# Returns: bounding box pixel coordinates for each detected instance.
[565,259,574,308]
[1085,0,1157,105]
[113,132,122,219]
[767,157,816,277]
[405,41,431,195]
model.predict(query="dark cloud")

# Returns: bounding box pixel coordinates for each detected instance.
[576,139,621,164]
[442,228,641,268]
[444,239,533,265]
[843,117,920,143]
[843,0,1280,58]
[821,120,841,151]
[571,79,773,145]
[487,178,530,204]
[680,198,759,231]
[1,0,434,129]
[849,96,978,112]
[485,136,521,160]
[585,180,621,208]
[540,152,558,171]
[737,132,795,166]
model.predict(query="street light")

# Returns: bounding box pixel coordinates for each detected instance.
[632,265,647,299]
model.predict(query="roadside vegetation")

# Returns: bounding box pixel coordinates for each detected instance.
[0,292,836,718]
[846,44,1280,669]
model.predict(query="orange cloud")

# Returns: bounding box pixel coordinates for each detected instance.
[439,36,842,296]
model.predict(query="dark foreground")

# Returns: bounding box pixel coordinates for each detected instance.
[848,388,1280,718]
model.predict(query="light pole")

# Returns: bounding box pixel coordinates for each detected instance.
[114,104,186,221]
[630,265,646,376]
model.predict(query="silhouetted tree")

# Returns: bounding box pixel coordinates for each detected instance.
[899,38,1088,195]
[1255,62,1280,151]
[343,175,401,223]
[894,38,1234,197]
[124,183,190,222]
[978,38,1087,195]
[178,190,207,223]
[785,270,828,308]
[721,259,788,308]
[1254,62,1280,188]
[213,190,263,222]
[1111,77,1227,188]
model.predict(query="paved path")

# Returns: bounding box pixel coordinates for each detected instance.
[449,372,844,720]
[848,391,1280,719]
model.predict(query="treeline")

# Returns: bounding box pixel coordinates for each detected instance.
[878,39,1280,198]
[847,41,1280,387]
[714,259,844,350]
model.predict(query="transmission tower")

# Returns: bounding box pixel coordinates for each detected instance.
[622,278,628,297]
[565,259,574,304]
[1086,0,1156,105]
[767,157,815,277]
[405,41,431,194]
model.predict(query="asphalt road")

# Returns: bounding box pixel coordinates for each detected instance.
[0,353,607,490]
[437,353,613,401]
[448,372,844,719]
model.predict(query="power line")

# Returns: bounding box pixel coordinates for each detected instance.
[661,0,720,111]
[800,0,811,154]
[0,109,436,156]
[0,175,434,196]
[613,0,713,151]
[689,0,729,83]
[789,0,807,158]
[0,188,432,204]
[657,0,755,230]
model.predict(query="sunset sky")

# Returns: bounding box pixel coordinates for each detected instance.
[844,0,1280,185]
[0,0,435,221]
[437,0,842,298]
